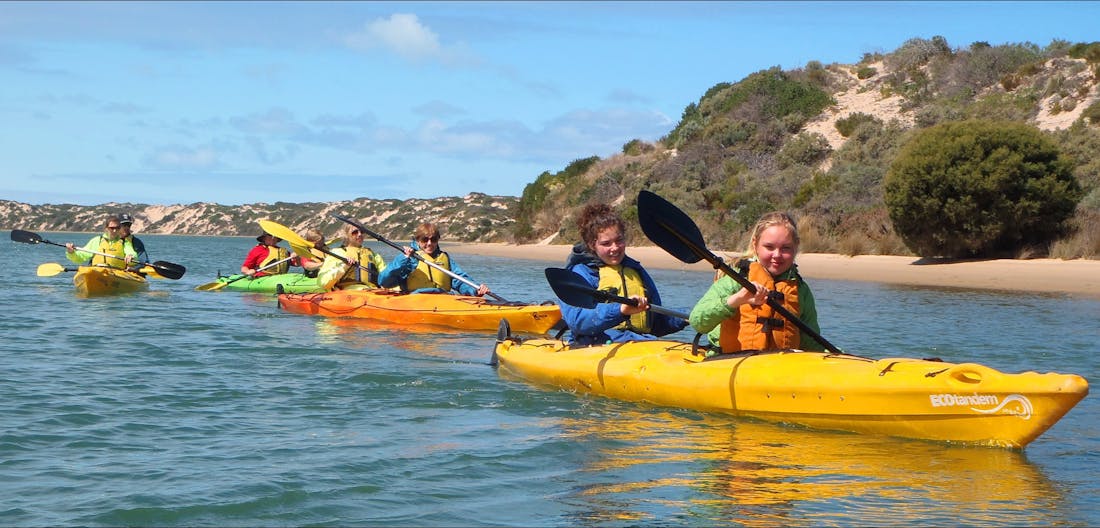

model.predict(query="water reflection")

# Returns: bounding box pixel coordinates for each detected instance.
[554,408,1064,526]
[309,316,474,356]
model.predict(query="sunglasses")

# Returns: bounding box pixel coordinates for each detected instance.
[417,236,440,243]
[350,229,362,236]
[106,225,121,230]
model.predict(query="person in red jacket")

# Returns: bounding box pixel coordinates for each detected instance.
[241,232,290,278]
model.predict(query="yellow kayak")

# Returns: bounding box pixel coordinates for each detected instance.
[491,325,1088,448]
[73,266,149,297]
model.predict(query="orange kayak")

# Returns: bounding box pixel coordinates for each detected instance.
[278,289,562,334]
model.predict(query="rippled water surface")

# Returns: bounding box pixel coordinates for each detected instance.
[3,232,1098,526]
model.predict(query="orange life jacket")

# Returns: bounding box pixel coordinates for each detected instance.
[718,260,802,352]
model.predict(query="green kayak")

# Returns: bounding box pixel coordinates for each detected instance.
[196,273,324,293]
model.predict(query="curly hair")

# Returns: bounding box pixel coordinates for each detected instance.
[577,203,626,250]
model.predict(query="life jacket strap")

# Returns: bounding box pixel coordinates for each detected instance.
[756,316,785,333]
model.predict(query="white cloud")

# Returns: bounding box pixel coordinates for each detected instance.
[343,13,481,67]
[144,145,220,170]
[230,107,306,136]
[345,13,442,60]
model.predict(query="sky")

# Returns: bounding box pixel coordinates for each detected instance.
[2,1,1098,206]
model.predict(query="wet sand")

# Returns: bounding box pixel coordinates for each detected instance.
[446,242,1100,299]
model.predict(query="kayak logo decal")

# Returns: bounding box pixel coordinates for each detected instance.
[929,393,1033,420]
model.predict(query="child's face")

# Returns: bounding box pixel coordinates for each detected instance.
[592,226,626,267]
[754,225,798,276]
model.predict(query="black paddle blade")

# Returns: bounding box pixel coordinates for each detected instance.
[636,190,706,264]
[150,261,186,280]
[10,229,43,244]
[544,267,599,309]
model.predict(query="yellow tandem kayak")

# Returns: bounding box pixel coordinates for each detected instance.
[73,266,149,297]
[491,325,1088,449]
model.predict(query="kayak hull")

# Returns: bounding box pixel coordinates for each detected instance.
[492,335,1089,448]
[73,266,149,297]
[211,273,323,293]
[279,290,562,334]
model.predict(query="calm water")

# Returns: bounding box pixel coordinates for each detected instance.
[3,232,1098,527]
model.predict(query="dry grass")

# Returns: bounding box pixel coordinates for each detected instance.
[1049,210,1100,259]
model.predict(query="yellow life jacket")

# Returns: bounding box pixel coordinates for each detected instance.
[718,261,802,352]
[406,250,453,292]
[259,245,290,274]
[335,246,381,288]
[92,236,128,268]
[597,264,651,333]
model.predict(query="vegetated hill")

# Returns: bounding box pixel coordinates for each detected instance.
[516,37,1100,259]
[0,193,518,243]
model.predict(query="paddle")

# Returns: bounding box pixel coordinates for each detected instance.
[257,219,383,282]
[36,262,77,277]
[11,229,186,280]
[330,213,510,303]
[194,255,297,291]
[288,236,340,260]
[37,261,169,279]
[544,267,689,319]
[635,190,842,354]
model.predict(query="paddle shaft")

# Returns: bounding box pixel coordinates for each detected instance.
[241,255,295,278]
[592,290,689,319]
[203,255,296,290]
[545,267,688,319]
[649,214,842,354]
[42,238,131,265]
[331,214,509,302]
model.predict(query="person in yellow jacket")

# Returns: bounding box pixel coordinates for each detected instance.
[316,222,387,291]
[378,222,490,296]
[689,211,825,353]
[558,203,687,346]
[65,215,137,270]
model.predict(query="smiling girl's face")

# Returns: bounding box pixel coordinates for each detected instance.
[754,225,798,276]
[591,226,626,267]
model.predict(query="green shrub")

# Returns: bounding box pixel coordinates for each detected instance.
[622,139,654,156]
[856,66,877,79]
[777,132,832,168]
[884,120,1082,258]
[937,42,1043,98]
[965,91,1039,122]
[885,36,953,72]
[835,112,882,137]
[513,156,600,241]
[1067,41,1100,63]
[1080,100,1100,126]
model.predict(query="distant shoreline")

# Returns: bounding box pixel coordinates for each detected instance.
[445,242,1100,300]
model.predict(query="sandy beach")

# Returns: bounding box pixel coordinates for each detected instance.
[446,242,1100,300]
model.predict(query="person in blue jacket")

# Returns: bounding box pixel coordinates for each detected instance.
[378,222,491,296]
[560,203,688,346]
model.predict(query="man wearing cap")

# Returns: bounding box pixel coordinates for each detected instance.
[117,213,149,263]
[241,232,290,278]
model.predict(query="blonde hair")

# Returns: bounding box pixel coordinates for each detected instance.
[340,222,363,247]
[747,212,800,258]
[300,228,324,245]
